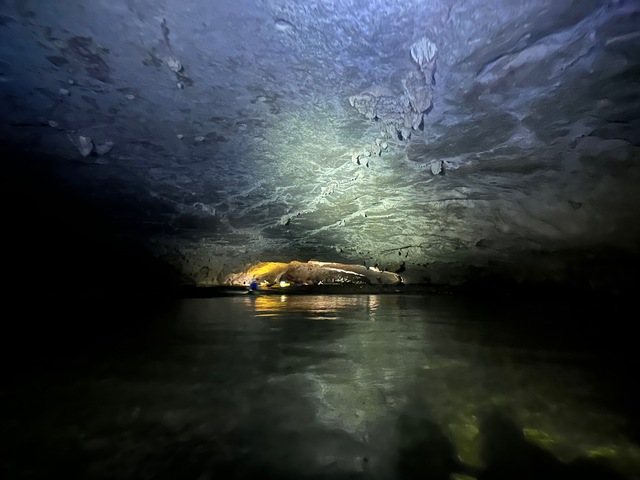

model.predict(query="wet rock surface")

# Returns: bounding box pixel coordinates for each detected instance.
[0,0,639,289]
[227,260,403,287]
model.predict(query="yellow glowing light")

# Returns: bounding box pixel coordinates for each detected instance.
[254,295,288,314]
[279,280,290,287]
[247,262,289,279]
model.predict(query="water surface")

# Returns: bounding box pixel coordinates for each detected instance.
[1,294,638,479]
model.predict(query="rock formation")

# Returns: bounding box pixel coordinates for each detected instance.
[1,0,639,292]
[349,37,437,141]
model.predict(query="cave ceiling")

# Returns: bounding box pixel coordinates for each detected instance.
[1,0,639,284]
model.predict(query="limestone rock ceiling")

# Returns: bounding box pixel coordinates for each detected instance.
[1,0,639,286]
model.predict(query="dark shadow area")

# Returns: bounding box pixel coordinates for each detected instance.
[0,144,182,297]
[0,144,184,379]
[394,409,479,480]
[0,297,371,480]
[457,246,640,299]
[431,287,640,364]
[0,296,181,382]
[477,409,627,480]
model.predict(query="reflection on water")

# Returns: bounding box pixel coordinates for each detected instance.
[251,294,375,321]
[1,295,639,479]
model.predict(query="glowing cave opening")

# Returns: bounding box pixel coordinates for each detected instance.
[227,260,403,288]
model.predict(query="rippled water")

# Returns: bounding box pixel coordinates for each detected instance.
[1,294,639,479]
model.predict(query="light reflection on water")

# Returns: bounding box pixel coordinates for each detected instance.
[251,294,372,320]
[1,295,639,479]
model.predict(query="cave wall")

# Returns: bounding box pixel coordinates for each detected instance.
[0,0,639,291]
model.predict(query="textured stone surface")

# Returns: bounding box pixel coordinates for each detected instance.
[227,260,402,286]
[1,0,639,288]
